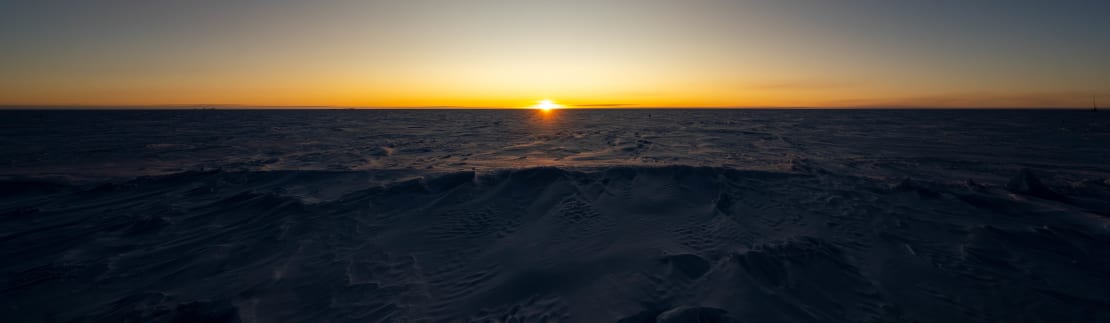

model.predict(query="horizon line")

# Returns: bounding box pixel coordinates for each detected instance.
[0,105,1096,110]
[0,107,1092,112]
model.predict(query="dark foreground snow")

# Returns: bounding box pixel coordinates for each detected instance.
[1,110,1109,322]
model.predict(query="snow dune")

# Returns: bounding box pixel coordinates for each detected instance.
[3,165,1109,322]
[1,110,1109,322]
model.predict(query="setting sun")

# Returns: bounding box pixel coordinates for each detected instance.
[533,99,562,111]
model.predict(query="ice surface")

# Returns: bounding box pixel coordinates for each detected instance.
[1,110,1109,322]
[4,109,1107,184]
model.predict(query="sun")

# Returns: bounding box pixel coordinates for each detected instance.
[532,99,561,111]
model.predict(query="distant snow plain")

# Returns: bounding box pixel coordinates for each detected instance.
[1,109,1108,322]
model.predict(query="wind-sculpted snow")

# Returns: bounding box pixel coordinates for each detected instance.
[1,110,1110,322]
[2,165,1109,322]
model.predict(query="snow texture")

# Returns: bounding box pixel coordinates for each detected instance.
[2,109,1109,322]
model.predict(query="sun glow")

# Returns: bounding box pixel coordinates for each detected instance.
[532,99,562,111]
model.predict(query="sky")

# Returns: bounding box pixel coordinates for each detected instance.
[1,0,1108,108]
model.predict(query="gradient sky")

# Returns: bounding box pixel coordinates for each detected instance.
[2,0,1108,108]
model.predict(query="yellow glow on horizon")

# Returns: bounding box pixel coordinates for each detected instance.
[0,2,1107,109]
[531,99,562,111]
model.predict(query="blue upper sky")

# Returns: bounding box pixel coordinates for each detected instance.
[2,0,1108,107]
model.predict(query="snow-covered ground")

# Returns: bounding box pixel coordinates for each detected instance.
[1,109,1109,322]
